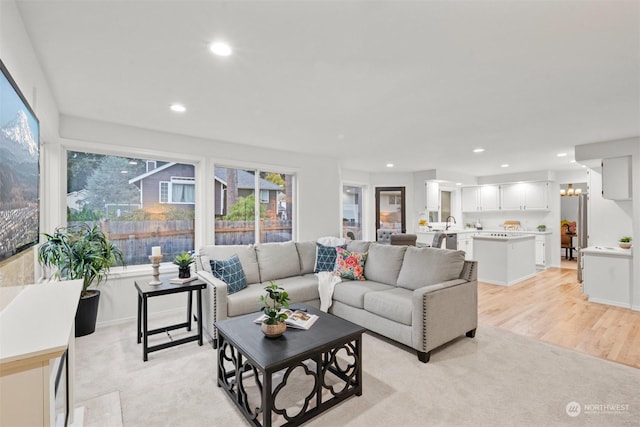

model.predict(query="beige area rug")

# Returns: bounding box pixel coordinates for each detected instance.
[75,315,639,426]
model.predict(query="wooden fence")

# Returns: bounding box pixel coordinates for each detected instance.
[69,219,292,265]
[214,220,292,245]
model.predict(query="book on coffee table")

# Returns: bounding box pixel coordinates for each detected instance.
[254,309,319,330]
[169,276,198,284]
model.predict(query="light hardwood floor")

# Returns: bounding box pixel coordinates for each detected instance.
[478,266,640,369]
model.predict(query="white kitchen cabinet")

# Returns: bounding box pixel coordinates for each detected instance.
[581,247,632,308]
[425,181,439,211]
[457,232,475,260]
[535,235,546,266]
[461,187,480,212]
[602,156,632,200]
[461,185,499,212]
[500,182,549,211]
[479,185,500,211]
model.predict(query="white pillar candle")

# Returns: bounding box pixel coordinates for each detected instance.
[151,246,162,256]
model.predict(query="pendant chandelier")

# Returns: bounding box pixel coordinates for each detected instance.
[560,183,582,197]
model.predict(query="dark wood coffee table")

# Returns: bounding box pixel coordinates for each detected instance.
[215,304,365,427]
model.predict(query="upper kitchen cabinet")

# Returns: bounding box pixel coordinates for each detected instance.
[461,185,500,212]
[602,156,632,200]
[425,181,440,210]
[500,182,549,211]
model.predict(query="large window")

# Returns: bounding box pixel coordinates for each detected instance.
[214,166,294,245]
[67,151,196,265]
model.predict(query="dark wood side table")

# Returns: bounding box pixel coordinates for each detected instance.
[135,279,206,361]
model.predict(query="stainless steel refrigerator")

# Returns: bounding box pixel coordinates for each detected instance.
[576,193,588,282]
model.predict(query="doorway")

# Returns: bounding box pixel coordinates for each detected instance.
[375,187,406,234]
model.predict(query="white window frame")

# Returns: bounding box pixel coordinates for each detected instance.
[259,189,269,204]
[159,181,169,203]
[167,176,195,204]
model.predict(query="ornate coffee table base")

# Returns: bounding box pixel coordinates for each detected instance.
[217,335,363,427]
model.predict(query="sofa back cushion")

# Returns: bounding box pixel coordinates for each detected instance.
[363,243,407,286]
[396,247,466,290]
[347,240,371,253]
[255,241,301,282]
[295,241,317,275]
[198,244,260,284]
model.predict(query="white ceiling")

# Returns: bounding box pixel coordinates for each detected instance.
[16,0,640,176]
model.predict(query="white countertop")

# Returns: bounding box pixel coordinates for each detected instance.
[581,246,633,258]
[416,228,551,235]
[0,280,82,375]
[473,233,536,242]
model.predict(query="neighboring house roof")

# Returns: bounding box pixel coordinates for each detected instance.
[128,162,176,185]
[214,167,283,191]
[127,164,282,191]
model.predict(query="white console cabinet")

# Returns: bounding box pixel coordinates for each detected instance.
[0,281,81,427]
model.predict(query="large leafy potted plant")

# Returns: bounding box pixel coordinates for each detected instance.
[38,223,125,337]
[259,281,290,338]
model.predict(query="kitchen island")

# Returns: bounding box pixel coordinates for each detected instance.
[473,233,536,286]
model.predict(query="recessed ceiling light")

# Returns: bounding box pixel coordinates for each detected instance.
[209,41,232,56]
[501,164,509,168]
[129,160,138,165]
[557,153,567,157]
[386,163,394,168]
[456,182,462,186]
[120,170,128,174]
[473,148,485,153]
[570,160,576,163]
[581,165,587,168]
[170,103,186,113]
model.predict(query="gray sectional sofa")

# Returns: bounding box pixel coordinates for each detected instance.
[195,240,477,363]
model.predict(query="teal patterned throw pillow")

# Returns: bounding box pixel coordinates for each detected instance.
[314,243,347,273]
[210,254,247,294]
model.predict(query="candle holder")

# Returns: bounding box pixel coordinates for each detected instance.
[148,255,163,285]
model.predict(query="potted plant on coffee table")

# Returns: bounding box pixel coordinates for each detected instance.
[173,251,194,278]
[259,281,290,338]
[38,223,125,337]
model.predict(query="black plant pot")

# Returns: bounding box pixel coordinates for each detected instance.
[178,267,191,279]
[75,290,100,337]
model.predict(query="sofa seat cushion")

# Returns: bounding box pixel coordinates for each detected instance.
[332,280,394,309]
[199,244,260,284]
[363,243,407,286]
[255,241,301,282]
[396,246,466,290]
[364,287,413,326]
[227,283,267,318]
[269,275,320,303]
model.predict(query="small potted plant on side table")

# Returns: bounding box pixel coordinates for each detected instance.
[537,224,546,232]
[619,236,632,249]
[259,281,290,338]
[173,251,194,278]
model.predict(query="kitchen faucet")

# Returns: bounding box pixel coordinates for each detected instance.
[445,215,456,231]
